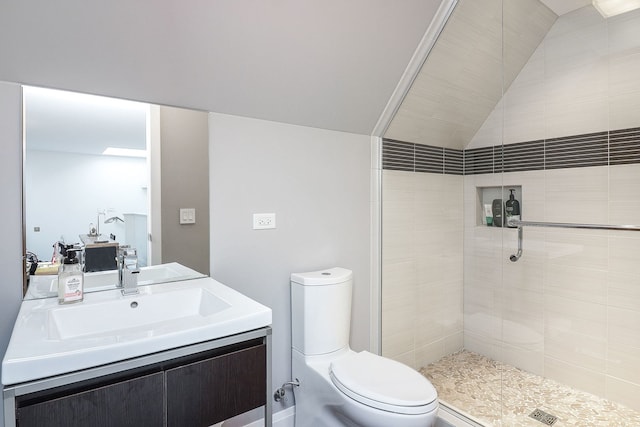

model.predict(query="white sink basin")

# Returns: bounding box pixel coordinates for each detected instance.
[49,287,231,340]
[2,276,272,385]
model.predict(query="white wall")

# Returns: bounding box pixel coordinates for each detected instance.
[0,82,24,425]
[209,113,372,413]
[25,150,147,260]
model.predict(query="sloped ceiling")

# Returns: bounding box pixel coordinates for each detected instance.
[0,0,444,136]
[384,0,557,149]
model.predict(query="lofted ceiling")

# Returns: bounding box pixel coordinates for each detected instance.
[384,0,557,149]
[0,0,445,136]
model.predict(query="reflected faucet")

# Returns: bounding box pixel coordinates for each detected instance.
[118,246,140,295]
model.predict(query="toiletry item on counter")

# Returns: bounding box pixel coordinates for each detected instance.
[505,189,521,227]
[492,199,503,227]
[483,204,493,226]
[58,246,84,304]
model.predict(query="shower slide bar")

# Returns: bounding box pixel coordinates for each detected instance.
[508,219,640,262]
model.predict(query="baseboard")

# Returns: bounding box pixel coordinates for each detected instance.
[221,406,296,427]
[438,404,484,427]
[222,404,477,427]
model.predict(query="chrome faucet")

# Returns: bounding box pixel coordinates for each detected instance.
[117,246,140,295]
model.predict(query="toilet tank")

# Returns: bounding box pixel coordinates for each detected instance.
[291,267,353,355]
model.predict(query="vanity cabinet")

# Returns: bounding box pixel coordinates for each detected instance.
[16,372,165,427]
[166,343,265,426]
[4,328,272,427]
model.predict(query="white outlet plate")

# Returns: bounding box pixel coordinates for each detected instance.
[253,213,276,230]
[180,208,196,224]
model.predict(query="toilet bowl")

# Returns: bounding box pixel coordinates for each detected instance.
[291,268,438,427]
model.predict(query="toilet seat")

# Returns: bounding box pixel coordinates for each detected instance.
[329,351,438,415]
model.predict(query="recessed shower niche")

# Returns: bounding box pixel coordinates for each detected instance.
[476,186,522,227]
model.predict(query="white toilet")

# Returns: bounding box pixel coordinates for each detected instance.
[291,267,438,427]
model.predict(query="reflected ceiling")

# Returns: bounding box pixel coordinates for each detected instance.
[24,87,147,155]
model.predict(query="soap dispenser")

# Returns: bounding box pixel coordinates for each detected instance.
[505,189,521,227]
[58,246,84,304]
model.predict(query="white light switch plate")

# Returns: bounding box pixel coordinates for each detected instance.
[180,208,196,224]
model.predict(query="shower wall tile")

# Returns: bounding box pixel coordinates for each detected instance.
[501,343,544,377]
[607,8,640,55]
[545,295,607,372]
[607,342,640,386]
[608,271,640,312]
[544,231,609,270]
[545,331,607,373]
[609,93,640,131]
[464,332,502,362]
[544,263,607,305]
[544,166,608,223]
[544,356,605,396]
[608,307,640,349]
[606,376,640,412]
[382,170,463,368]
[415,339,447,368]
[609,201,640,225]
[545,295,607,338]
[609,164,640,201]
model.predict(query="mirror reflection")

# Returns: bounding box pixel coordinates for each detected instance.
[23,87,207,300]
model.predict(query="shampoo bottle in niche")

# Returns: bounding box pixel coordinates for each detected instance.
[505,189,521,227]
[492,199,503,227]
[58,246,84,304]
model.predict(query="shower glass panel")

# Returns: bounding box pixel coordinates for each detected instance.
[381,0,640,425]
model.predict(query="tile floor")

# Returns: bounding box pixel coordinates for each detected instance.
[420,350,640,427]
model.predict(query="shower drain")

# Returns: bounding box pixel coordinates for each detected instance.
[529,408,559,426]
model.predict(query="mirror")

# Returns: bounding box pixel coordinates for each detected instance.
[23,86,211,299]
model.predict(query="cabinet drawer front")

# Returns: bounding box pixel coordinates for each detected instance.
[166,343,266,427]
[17,372,164,427]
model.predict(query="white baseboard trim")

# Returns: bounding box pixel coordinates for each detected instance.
[221,404,479,427]
[221,406,295,427]
[438,404,484,427]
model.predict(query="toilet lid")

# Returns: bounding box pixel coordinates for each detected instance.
[329,351,438,415]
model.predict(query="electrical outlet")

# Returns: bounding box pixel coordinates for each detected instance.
[253,213,276,230]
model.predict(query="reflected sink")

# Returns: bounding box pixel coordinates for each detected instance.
[25,262,206,300]
[2,275,272,385]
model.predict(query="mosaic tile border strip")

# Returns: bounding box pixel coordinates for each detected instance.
[382,138,464,175]
[382,126,640,175]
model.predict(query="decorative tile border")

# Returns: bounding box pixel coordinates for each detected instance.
[382,138,464,175]
[382,126,640,175]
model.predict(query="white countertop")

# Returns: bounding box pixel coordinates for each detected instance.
[2,276,272,385]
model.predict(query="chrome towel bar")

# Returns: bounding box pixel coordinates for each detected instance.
[508,219,640,262]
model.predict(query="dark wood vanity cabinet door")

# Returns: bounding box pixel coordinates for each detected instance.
[166,343,266,427]
[16,372,164,427]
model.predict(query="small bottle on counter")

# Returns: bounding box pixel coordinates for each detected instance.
[58,247,84,304]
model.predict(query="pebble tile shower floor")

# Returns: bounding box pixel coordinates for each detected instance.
[420,350,640,427]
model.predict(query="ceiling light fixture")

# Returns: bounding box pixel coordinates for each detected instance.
[593,0,640,17]
[102,147,147,158]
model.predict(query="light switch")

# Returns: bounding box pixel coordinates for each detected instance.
[180,208,196,224]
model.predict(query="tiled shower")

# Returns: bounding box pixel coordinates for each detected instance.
[381,4,640,425]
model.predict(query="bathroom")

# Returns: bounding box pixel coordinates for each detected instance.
[1,0,640,426]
